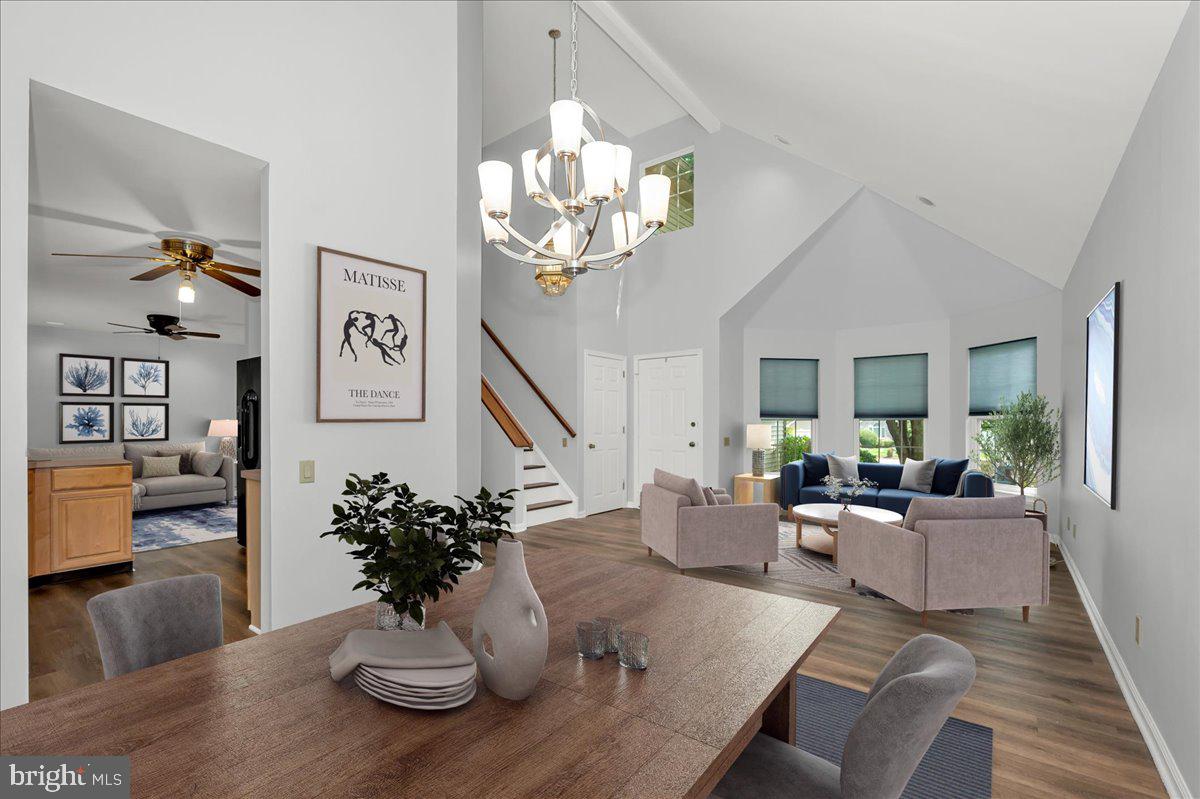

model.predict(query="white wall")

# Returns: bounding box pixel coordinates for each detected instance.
[1059,4,1199,794]
[457,1,483,500]
[27,326,247,450]
[2,0,466,708]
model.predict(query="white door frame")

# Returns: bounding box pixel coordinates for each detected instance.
[582,349,627,516]
[631,349,704,506]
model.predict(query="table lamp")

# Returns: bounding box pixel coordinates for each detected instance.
[745,424,772,477]
[208,419,238,460]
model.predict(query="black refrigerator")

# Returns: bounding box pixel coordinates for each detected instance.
[236,357,261,546]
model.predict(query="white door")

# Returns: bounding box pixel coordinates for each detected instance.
[636,353,702,495]
[583,352,627,515]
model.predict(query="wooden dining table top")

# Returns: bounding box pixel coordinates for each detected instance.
[1,550,840,798]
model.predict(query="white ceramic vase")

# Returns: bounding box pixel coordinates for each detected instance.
[472,539,548,700]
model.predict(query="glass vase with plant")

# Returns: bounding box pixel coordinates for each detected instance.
[972,392,1062,496]
[323,473,516,630]
[821,474,877,510]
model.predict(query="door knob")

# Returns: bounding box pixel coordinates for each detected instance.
[689,441,696,448]
[588,443,596,449]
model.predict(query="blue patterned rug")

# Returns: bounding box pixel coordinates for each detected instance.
[133,502,238,553]
[796,674,992,798]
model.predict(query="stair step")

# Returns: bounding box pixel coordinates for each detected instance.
[526,499,572,512]
[524,481,558,489]
[523,464,545,470]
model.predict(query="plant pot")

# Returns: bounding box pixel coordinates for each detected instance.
[471,539,548,700]
[375,601,425,632]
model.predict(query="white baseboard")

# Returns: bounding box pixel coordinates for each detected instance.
[1059,543,1192,798]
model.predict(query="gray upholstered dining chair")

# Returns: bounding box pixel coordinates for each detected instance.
[713,634,976,799]
[87,574,224,678]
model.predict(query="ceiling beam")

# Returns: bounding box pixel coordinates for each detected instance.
[578,0,721,134]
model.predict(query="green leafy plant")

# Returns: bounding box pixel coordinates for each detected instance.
[858,448,879,463]
[777,434,811,465]
[322,473,516,625]
[971,392,1062,495]
[858,427,879,448]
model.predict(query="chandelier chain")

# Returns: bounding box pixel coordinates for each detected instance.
[569,1,579,99]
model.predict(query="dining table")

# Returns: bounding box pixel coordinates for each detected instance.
[1,550,840,798]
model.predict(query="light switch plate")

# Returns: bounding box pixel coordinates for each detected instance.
[300,460,315,484]
[723,436,731,447]
[1072,522,1077,539]
[562,438,568,448]
[1135,615,1142,646]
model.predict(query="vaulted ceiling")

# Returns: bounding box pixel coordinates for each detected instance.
[484,1,1189,288]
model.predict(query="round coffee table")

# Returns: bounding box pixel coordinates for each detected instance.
[790,503,903,566]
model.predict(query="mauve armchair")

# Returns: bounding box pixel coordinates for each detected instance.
[641,471,779,574]
[837,495,1049,625]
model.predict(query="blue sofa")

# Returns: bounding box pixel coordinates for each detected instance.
[780,453,993,515]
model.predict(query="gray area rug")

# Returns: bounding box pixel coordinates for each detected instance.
[796,674,993,798]
[133,501,237,553]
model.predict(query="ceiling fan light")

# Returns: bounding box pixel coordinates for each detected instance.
[581,141,616,203]
[550,99,583,159]
[521,149,551,199]
[478,160,513,218]
[178,273,196,304]
[639,174,671,228]
[614,145,632,193]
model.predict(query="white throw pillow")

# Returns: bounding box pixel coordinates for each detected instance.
[827,455,859,480]
[898,458,938,493]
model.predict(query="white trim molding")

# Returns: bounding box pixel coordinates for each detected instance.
[1059,543,1192,798]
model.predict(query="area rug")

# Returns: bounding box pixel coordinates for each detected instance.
[795,674,993,798]
[133,502,237,553]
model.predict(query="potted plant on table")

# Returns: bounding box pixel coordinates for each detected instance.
[323,473,516,630]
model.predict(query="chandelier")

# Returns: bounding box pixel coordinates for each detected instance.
[477,1,668,297]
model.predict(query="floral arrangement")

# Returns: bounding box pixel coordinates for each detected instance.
[821,474,877,510]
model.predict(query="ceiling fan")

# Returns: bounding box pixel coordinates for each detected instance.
[109,314,221,341]
[52,237,261,301]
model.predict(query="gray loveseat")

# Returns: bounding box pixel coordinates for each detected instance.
[27,442,235,512]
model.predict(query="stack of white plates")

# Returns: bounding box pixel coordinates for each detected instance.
[354,661,477,710]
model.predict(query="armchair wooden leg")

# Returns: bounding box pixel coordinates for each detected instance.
[1022,605,1030,623]
[763,562,769,573]
[850,578,856,588]
[647,546,652,557]
[920,611,928,627]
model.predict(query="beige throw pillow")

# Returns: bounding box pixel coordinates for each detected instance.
[827,455,859,480]
[898,458,938,493]
[141,454,182,478]
[191,451,223,478]
[156,441,204,474]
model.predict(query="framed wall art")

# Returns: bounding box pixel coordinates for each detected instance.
[60,402,114,443]
[122,402,169,442]
[317,247,426,422]
[122,357,169,397]
[60,354,114,396]
[1084,282,1120,509]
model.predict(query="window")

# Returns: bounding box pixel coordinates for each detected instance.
[967,337,1038,492]
[854,353,928,464]
[643,150,693,232]
[966,416,1035,495]
[759,358,818,471]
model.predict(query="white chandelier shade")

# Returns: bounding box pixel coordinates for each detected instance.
[479,4,663,297]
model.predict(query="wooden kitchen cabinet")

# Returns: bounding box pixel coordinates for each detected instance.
[28,458,133,579]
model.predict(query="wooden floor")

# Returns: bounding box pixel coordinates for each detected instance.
[27,538,252,702]
[502,509,1167,799]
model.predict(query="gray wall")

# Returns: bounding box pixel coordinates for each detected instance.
[28,326,247,451]
[1059,4,1199,794]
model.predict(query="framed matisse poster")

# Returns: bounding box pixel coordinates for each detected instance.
[60,354,114,396]
[122,403,169,442]
[1084,282,1120,508]
[317,247,426,422]
[122,358,169,397]
[60,402,114,443]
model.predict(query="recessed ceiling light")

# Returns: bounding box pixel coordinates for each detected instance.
[917,195,936,207]
[774,134,791,146]
[45,321,65,326]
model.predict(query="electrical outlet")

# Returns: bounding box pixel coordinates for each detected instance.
[723,436,731,447]
[1072,522,1077,540]
[299,460,315,484]
[1135,615,1142,646]
[562,438,568,448]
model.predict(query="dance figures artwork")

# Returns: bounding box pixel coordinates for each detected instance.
[317,247,426,422]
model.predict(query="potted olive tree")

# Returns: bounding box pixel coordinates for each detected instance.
[323,473,516,630]
[971,392,1062,497]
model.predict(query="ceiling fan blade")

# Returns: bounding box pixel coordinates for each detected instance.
[204,267,261,297]
[52,253,173,261]
[206,261,261,277]
[130,263,181,281]
[107,322,155,332]
[168,334,187,341]
[164,324,185,332]
[180,331,221,339]
[112,330,149,334]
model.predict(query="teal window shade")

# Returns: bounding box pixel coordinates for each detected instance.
[969,337,1036,415]
[854,353,928,419]
[759,358,818,419]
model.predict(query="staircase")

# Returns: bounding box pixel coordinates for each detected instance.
[515,444,577,531]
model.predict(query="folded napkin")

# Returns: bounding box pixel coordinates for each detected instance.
[329,620,475,681]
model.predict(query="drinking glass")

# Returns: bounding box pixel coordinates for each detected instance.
[575,620,605,659]
[595,617,622,654]
[618,630,649,670]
